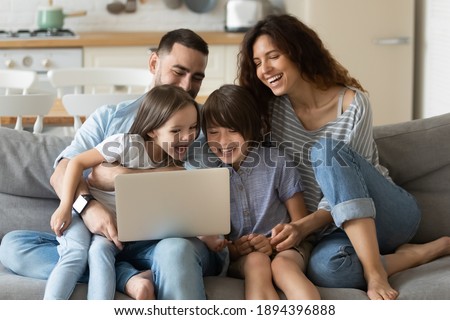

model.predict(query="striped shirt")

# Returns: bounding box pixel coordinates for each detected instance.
[269,88,390,213]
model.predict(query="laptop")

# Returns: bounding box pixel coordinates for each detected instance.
[115,167,230,241]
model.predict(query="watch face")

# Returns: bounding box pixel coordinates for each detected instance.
[73,195,88,214]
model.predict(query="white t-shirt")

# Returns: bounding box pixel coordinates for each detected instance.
[90,133,158,213]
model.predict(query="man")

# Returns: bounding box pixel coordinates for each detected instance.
[0,29,222,300]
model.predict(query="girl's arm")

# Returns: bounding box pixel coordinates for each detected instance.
[51,148,106,235]
[60,148,106,210]
[88,163,184,191]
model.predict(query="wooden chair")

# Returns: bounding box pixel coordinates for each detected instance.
[0,69,54,133]
[47,67,152,131]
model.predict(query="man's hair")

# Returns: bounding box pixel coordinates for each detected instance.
[156,29,209,55]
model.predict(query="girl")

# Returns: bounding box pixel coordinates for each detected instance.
[45,84,200,300]
[238,14,450,299]
[201,84,320,300]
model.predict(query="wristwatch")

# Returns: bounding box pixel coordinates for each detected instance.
[73,194,95,215]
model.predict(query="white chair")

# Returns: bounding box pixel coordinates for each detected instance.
[47,67,152,131]
[47,67,153,97]
[0,69,54,133]
[62,93,142,130]
[0,69,37,95]
[0,93,56,133]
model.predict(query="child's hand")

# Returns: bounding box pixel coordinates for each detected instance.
[50,206,72,237]
[198,235,229,252]
[248,234,273,256]
[234,235,253,256]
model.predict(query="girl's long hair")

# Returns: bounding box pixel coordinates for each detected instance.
[129,84,200,165]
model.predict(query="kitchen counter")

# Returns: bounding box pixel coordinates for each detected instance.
[1,31,242,127]
[0,31,245,48]
[0,96,208,128]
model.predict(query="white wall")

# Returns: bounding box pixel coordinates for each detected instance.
[0,0,285,32]
[415,0,450,118]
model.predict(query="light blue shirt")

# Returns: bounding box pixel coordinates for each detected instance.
[218,145,304,241]
[55,95,144,170]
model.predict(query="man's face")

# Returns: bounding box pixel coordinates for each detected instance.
[149,43,207,99]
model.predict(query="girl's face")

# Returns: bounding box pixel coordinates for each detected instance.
[206,126,248,170]
[148,103,198,161]
[252,34,302,96]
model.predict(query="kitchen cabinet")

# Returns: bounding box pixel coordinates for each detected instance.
[83,44,240,100]
[285,0,414,125]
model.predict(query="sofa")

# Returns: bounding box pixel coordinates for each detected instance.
[1,112,450,300]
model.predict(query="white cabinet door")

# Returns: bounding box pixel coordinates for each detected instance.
[84,46,151,69]
[286,0,414,125]
[84,45,240,101]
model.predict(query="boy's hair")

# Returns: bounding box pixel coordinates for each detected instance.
[156,28,209,56]
[129,84,200,140]
[201,84,262,143]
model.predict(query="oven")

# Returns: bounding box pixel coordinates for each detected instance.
[0,29,83,95]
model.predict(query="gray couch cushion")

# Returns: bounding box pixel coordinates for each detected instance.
[0,128,72,198]
[373,113,450,243]
[0,128,72,238]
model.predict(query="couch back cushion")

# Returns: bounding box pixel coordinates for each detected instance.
[374,113,450,243]
[0,128,72,198]
[0,128,72,238]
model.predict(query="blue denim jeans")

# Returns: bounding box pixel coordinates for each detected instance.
[0,230,223,299]
[115,237,224,299]
[44,213,91,300]
[306,138,421,289]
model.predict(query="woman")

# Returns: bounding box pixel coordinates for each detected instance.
[238,14,450,300]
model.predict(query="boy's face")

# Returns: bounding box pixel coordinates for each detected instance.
[149,43,207,99]
[206,126,248,170]
[149,103,198,162]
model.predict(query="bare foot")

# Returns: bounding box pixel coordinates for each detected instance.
[124,270,155,300]
[366,268,398,300]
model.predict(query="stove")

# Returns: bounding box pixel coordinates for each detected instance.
[0,28,82,94]
[0,29,78,40]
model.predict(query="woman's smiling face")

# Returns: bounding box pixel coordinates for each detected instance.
[252,34,302,96]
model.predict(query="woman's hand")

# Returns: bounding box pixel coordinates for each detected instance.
[270,223,303,252]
